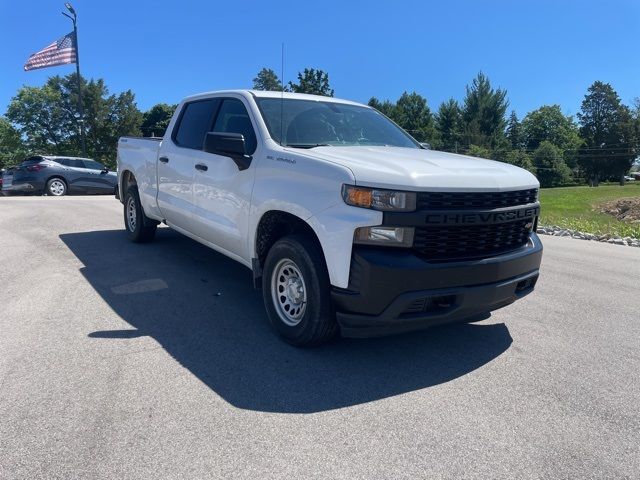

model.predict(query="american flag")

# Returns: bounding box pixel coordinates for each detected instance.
[24,32,76,71]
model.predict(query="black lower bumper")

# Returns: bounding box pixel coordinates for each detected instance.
[332,234,543,338]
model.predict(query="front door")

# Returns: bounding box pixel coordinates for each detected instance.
[82,159,116,193]
[191,97,258,260]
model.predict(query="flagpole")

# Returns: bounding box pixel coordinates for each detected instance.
[63,3,86,157]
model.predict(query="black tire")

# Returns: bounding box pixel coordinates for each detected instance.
[262,234,338,346]
[123,186,157,243]
[45,178,67,196]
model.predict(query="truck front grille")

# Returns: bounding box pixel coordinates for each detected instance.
[416,189,538,210]
[413,218,533,261]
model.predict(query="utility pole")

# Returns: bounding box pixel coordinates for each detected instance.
[62,3,86,157]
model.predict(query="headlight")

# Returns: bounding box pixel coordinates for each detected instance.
[342,185,416,212]
[354,226,414,247]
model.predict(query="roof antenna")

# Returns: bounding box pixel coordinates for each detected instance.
[280,42,284,146]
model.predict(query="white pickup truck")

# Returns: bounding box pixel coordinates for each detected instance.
[116,90,542,346]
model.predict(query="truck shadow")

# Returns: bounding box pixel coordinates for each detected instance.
[60,228,512,413]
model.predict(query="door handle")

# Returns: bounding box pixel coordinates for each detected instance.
[195,164,208,172]
[159,156,169,163]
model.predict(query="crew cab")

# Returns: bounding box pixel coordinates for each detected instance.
[116,90,542,346]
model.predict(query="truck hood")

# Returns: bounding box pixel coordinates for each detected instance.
[305,146,539,191]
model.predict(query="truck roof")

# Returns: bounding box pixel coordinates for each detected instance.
[181,89,366,107]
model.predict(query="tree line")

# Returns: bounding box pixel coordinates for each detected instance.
[1,67,638,187]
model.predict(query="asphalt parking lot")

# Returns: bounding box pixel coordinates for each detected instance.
[1,196,639,479]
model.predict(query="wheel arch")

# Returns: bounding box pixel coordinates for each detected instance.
[253,210,327,287]
[119,170,137,202]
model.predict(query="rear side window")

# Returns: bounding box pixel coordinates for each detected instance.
[212,98,257,154]
[173,99,219,149]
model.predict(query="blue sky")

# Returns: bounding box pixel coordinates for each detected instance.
[1,0,638,119]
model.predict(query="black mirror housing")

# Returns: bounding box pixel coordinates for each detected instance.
[203,132,252,171]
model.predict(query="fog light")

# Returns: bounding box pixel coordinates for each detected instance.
[354,226,414,247]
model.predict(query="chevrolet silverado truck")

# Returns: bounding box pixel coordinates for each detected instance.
[116,90,542,346]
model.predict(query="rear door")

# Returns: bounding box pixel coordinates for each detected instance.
[157,98,220,233]
[55,158,88,192]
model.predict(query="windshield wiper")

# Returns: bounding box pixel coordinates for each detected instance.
[284,143,332,149]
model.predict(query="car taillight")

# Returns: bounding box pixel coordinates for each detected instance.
[26,164,47,172]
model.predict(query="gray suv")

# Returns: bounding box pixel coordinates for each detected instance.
[1,156,117,196]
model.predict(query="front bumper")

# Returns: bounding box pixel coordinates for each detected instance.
[332,233,543,338]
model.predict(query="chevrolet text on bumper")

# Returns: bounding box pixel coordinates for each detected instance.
[116,90,543,346]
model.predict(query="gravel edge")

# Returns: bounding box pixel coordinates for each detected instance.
[537,225,640,248]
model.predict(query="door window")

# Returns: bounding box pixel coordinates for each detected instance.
[83,160,105,170]
[59,158,85,168]
[173,99,219,150]
[212,99,257,154]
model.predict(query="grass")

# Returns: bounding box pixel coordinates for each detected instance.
[539,183,640,239]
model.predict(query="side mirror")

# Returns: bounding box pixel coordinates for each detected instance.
[102,167,109,173]
[420,142,432,150]
[203,132,252,171]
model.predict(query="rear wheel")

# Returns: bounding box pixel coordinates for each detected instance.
[262,235,337,346]
[46,178,67,196]
[123,186,157,243]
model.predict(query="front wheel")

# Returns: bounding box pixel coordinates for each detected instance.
[123,186,157,243]
[262,235,337,346]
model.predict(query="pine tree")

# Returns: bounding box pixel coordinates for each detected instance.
[252,68,284,91]
[577,81,637,185]
[506,111,522,150]
[436,99,462,152]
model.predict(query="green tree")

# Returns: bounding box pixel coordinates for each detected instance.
[6,74,142,168]
[368,97,396,118]
[533,141,572,187]
[6,81,68,155]
[141,103,176,137]
[505,111,523,150]
[393,91,436,143]
[521,105,582,168]
[252,68,284,91]
[503,149,535,174]
[466,144,492,159]
[436,99,462,152]
[0,118,26,169]
[577,81,637,185]
[288,68,334,96]
[461,72,508,151]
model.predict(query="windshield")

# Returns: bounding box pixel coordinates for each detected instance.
[255,98,420,149]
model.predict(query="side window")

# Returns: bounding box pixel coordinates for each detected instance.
[84,160,104,170]
[173,99,219,149]
[62,159,84,168]
[212,98,257,154]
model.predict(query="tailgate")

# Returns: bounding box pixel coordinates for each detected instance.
[1,170,13,190]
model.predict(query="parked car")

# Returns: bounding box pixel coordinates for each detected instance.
[117,90,542,346]
[1,156,117,196]
[623,175,635,182]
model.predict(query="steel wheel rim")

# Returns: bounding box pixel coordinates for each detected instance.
[50,180,65,196]
[126,197,137,231]
[271,258,307,326]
